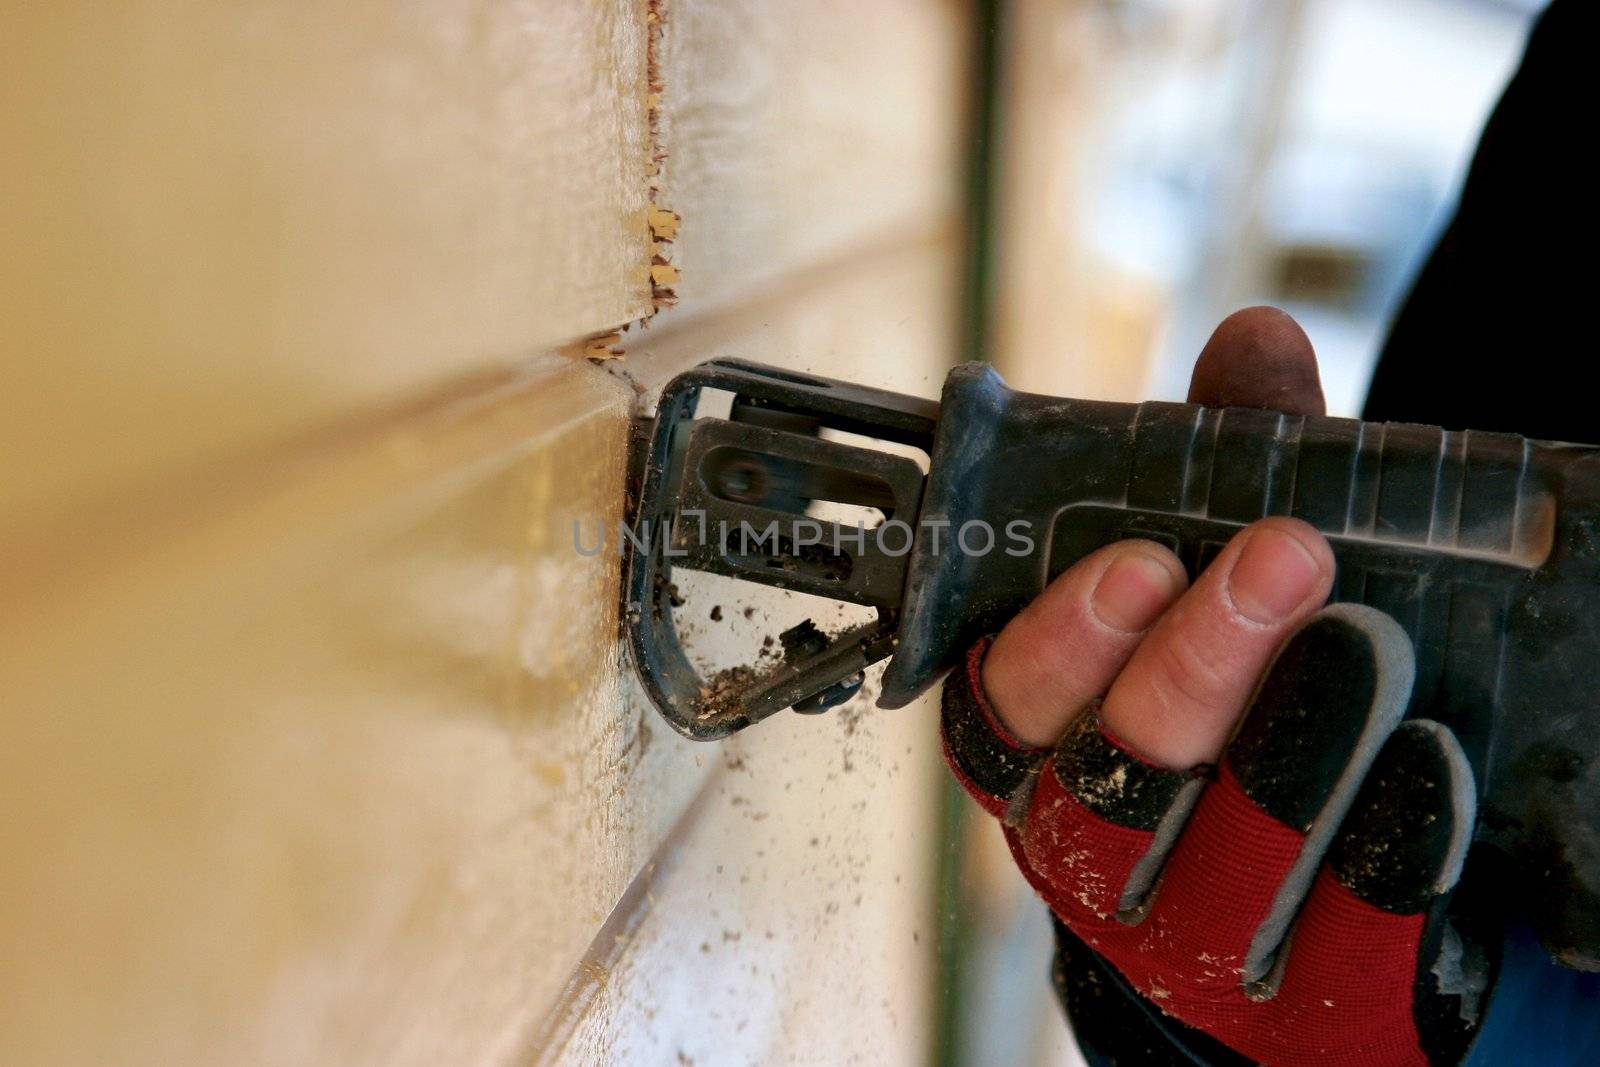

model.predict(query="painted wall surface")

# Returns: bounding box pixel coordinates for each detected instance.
[1,2,967,1065]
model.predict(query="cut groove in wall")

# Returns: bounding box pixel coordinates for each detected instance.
[574,0,679,366]
[645,0,679,314]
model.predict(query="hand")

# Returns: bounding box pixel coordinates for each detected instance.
[942,309,1488,1066]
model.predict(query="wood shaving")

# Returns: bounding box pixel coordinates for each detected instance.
[582,332,625,362]
[648,205,681,240]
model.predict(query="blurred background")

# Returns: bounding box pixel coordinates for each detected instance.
[952,0,1540,1063]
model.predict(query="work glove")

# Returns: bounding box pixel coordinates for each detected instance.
[943,603,1494,1066]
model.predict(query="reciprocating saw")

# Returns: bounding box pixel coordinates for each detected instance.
[624,358,1600,965]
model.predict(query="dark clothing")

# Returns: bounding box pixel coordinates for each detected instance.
[1364,0,1589,444]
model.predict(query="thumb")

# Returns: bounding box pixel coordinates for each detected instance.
[1188,306,1325,416]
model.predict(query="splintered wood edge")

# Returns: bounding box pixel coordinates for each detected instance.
[645,0,678,315]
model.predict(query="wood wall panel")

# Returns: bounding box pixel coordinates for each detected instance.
[0,1,968,1063]
[2,1,653,531]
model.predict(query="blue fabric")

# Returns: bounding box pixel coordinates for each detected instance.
[1465,925,1600,1066]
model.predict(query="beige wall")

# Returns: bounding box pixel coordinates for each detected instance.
[0,3,968,1064]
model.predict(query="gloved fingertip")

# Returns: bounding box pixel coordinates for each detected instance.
[1227,603,1414,832]
[1330,719,1477,914]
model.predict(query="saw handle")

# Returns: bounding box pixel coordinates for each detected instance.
[885,362,1597,737]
